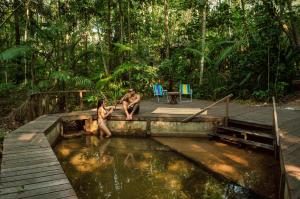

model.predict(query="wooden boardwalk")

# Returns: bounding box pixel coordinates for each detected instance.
[0,115,77,199]
[1,99,300,199]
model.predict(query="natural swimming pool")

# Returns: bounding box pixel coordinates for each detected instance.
[54,136,266,199]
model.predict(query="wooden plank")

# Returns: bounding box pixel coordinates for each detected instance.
[2,153,56,164]
[0,179,70,195]
[4,133,48,141]
[1,174,67,189]
[1,169,64,183]
[24,189,76,199]
[3,148,52,156]
[4,136,48,144]
[218,126,274,139]
[228,119,273,130]
[2,150,54,161]
[2,146,50,154]
[61,196,78,199]
[2,157,59,168]
[1,162,60,173]
[1,164,62,178]
[3,153,56,164]
[3,142,50,150]
[211,133,274,150]
[0,183,73,199]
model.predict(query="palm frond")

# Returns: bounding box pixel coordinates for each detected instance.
[114,43,133,53]
[71,76,93,89]
[0,46,32,61]
[50,70,71,82]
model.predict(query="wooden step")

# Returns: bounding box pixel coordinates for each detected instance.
[228,119,273,132]
[210,133,274,151]
[217,126,274,139]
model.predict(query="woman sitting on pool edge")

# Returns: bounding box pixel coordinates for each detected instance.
[97,99,113,138]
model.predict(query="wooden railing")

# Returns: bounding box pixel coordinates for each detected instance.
[272,96,280,149]
[3,90,93,123]
[29,90,91,111]
[272,96,281,163]
[272,97,285,198]
[182,94,233,123]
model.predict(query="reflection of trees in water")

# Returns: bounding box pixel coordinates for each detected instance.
[54,137,261,199]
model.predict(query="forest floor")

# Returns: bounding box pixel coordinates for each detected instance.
[0,90,27,118]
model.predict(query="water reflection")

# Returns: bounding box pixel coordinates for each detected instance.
[54,136,265,199]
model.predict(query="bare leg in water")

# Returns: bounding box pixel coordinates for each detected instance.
[98,122,111,138]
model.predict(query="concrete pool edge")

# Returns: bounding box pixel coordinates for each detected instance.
[0,109,296,199]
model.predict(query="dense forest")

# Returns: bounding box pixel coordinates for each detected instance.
[0,0,300,104]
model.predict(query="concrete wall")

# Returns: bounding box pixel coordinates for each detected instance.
[107,121,148,136]
[84,119,217,137]
[45,121,62,146]
[151,121,215,137]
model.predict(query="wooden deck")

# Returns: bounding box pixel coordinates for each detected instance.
[1,99,300,199]
[0,115,77,199]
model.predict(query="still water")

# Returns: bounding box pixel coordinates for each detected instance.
[54,136,264,199]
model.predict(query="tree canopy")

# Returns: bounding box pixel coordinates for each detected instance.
[0,0,300,102]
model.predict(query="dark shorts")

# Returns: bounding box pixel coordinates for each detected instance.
[128,104,140,114]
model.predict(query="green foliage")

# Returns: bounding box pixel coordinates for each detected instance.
[0,46,32,61]
[252,90,268,101]
[0,129,8,143]
[0,83,17,97]
[71,76,93,89]
[50,71,71,83]
[95,62,158,102]
[0,0,299,102]
[114,43,133,54]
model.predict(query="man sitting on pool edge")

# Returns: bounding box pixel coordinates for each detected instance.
[120,88,141,120]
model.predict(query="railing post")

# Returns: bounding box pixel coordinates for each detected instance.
[225,97,229,126]
[79,91,83,110]
[272,96,280,159]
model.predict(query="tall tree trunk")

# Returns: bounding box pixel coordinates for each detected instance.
[85,12,88,69]
[119,1,124,63]
[13,0,20,46]
[228,0,232,37]
[31,54,36,86]
[127,0,131,44]
[5,71,8,84]
[97,28,109,75]
[24,0,30,85]
[262,0,300,50]
[164,0,169,59]
[240,0,249,43]
[107,0,112,71]
[199,2,207,85]
[287,1,300,50]
[119,1,124,43]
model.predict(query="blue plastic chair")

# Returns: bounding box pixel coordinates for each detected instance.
[153,83,169,103]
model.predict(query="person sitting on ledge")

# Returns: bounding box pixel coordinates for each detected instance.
[97,99,113,138]
[120,88,141,120]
